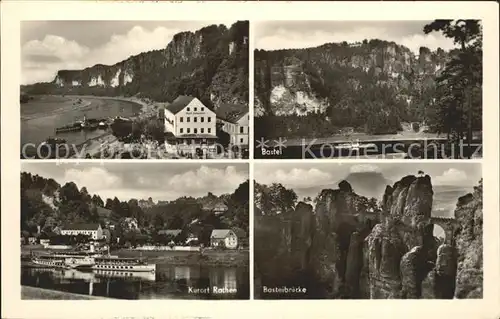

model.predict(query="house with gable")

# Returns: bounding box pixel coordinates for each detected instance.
[210,229,240,249]
[215,103,249,148]
[60,223,103,240]
[163,96,218,156]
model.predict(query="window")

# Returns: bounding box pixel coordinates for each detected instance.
[180,128,183,134]
[240,138,244,143]
[187,107,190,111]
[194,117,197,122]
[180,117,184,122]
[208,117,211,122]
[240,127,244,134]
[194,107,197,111]
[201,117,204,122]
[208,128,211,134]
[201,107,204,111]
[187,128,191,133]
[194,128,198,134]
[201,128,204,133]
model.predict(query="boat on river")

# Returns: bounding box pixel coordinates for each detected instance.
[31,253,96,269]
[92,256,156,273]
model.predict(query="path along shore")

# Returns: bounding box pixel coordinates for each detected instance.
[21,286,110,300]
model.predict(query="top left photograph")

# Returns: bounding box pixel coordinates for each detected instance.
[20,20,249,160]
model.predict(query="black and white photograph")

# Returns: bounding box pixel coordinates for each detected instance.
[20,20,249,159]
[254,162,483,299]
[20,162,250,300]
[254,20,483,159]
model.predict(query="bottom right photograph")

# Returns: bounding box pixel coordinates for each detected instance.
[253,162,483,300]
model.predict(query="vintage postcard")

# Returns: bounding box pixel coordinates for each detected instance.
[254,162,483,299]
[254,20,483,159]
[20,162,250,300]
[20,20,249,159]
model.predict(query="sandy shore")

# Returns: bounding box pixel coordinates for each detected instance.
[22,286,110,300]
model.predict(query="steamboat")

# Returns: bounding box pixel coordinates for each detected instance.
[92,256,156,273]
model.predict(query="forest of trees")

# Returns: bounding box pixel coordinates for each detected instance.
[20,172,249,247]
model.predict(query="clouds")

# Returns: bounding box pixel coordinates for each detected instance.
[255,21,457,54]
[434,168,469,186]
[254,167,333,189]
[21,163,248,202]
[21,26,179,84]
[21,21,234,85]
[349,164,381,174]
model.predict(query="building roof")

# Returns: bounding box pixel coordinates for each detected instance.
[202,200,228,211]
[62,223,100,231]
[158,229,182,236]
[211,229,234,239]
[165,95,196,114]
[215,104,248,123]
[231,227,247,238]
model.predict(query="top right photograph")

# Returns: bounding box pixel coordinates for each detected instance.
[254,20,483,159]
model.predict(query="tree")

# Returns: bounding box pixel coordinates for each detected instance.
[424,20,482,158]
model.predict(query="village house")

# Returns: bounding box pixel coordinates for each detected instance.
[203,200,228,216]
[215,104,249,149]
[163,96,218,156]
[210,229,240,249]
[60,223,103,240]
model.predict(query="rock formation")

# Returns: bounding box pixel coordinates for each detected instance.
[254,176,483,299]
[255,41,448,117]
[22,21,249,107]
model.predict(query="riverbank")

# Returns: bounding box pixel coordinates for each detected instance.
[22,286,110,300]
[113,248,249,267]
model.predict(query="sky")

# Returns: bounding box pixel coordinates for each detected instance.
[21,20,235,85]
[255,21,457,54]
[254,162,482,196]
[21,162,249,202]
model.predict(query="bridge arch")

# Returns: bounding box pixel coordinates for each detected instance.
[429,216,459,245]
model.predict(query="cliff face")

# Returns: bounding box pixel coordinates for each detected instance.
[25,21,249,107]
[255,177,483,299]
[254,40,448,117]
[453,181,483,298]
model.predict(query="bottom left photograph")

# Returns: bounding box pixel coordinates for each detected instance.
[20,162,250,300]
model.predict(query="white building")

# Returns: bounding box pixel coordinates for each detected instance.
[210,229,239,249]
[215,104,249,148]
[163,96,218,155]
[60,223,103,240]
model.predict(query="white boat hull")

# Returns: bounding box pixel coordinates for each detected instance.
[92,263,156,273]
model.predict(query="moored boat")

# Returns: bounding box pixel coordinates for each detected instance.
[31,255,69,269]
[92,256,156,273]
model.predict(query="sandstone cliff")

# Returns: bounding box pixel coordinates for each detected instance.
[23,21,249,107]
[254,177,483,299]
[254,40,448,119]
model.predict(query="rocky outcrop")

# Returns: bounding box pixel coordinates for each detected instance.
[454,181,483,298]
[255,180,380,298]
[254,40,448,117]
[23,21,249,107]
[254,177,483,299]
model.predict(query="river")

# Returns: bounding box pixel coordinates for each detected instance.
[21,95,141,157]
[21,264,249,300]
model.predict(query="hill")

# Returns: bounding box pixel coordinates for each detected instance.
[21,21,249,108]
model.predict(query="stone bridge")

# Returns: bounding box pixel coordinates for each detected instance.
[429,216,459,245]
